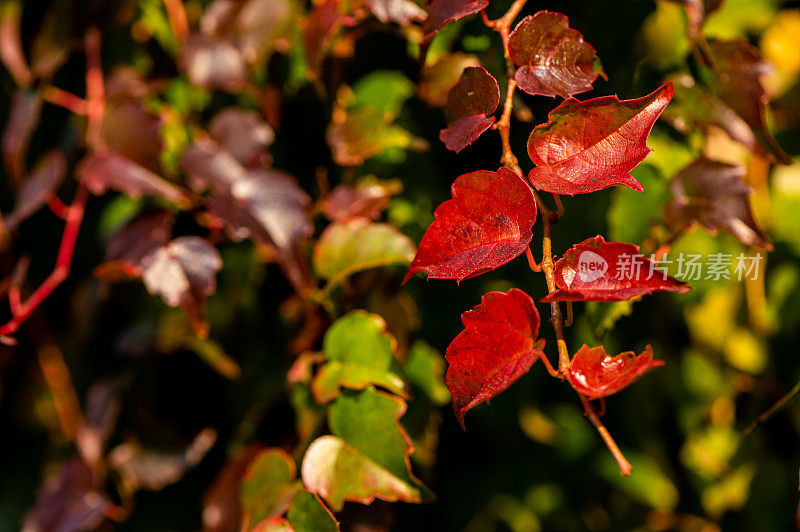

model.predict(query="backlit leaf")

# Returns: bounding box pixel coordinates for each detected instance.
[365,0,426,25]
[566,344,664,399]
[706,39,790,164]
[313,220,415,284]
[311,311,407,403]
[526,82,673,195]
[665,157,772,249]
[418,52,481,107]
[404,168,536,283]
[240,449,300,529]
[439,66,499,152]
[541,235,689,302]
[301,388,430,510]
[446,289,546,428]
[508,11,603,98]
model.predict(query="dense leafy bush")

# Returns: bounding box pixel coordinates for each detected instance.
[1,0,800,530]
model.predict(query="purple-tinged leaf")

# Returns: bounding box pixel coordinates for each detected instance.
[508,11,603,98]
[181,34,247,91]
[2,89,42,180]
[422,0,489,42]
[439,66,499,152]
[209,107,274,168]
[4,149,66,231]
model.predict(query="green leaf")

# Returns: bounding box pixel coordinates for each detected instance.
[240,449,301,529]
[351,71,414,116]
[301,388,431,510]
[313,220,415,286]
[311,311,408,403]
[285,491,339,532]
[404,340,450,406]
[607,165,669,245]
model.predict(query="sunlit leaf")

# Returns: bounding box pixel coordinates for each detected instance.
[439,66,499,152]
[566,344,664,399]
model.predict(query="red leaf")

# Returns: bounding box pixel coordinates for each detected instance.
[526,82,673,195]
[665,157,772,250]
[403,168,536,283]
[541,235,689,302]
[365,0,426,24]
[446,289,546,428]
[566,344,664,399]
[422,0,489,42]
[77,151,189,205]
[4,149,66,231]
[439,66,499,153]
[304,0,342,74]
[98,211,174,279]
[508,11,603,98]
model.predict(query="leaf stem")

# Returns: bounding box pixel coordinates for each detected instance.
[579,394,633,476]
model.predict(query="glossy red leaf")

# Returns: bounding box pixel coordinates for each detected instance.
[541,235,689,302]
[77,151,189,205]
[365,0,426,24]
[422,0,489,42]
[508,11,603,98]
[439,66,499,153]
[566,344,664,399]
[708,39,790,164]
[526,82,673,195]
[4,149,66,231]
[403,168,536,283]
[446,289,546,428]
[665,157,772,250]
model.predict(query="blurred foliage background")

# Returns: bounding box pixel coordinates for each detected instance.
[2,0,800,531]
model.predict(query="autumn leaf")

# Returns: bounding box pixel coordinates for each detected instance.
[96,210,174,280]
[404,168,537,283]
[322,180,399,222]
[100,100,163,171]
[508,11,603,98]
[77,150,189,205]
[365,0,426,24]
[706,39,790,164]
[22,460,110,532]
[2,89,41,180]
[418,52,481,107]
[208,107,274,168]
[180,34,247,91]
[140,236,223,310]
[446,289,546,428]
[526,82,673,195]
[541,235,690,302]
[439,66,499,152]
[566,344,664,399]
[665,157,773,250]
[301,388,430,510]
[304,0,342,75]
[311,311,408,403]
[422,0,489,42]
[313,220,415,287]
[4,149,66,231]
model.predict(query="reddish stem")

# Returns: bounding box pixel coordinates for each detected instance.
[579,394,633,476]
[42,86,87,115]
[0,186,88,336]
[163,0,189,42]
[47,195,71,219]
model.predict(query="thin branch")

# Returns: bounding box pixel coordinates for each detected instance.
[163,0,189,42]
[43,86,87,115]
[579,394,633,476]
[525,246,541,272]
[743,377,800,437]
